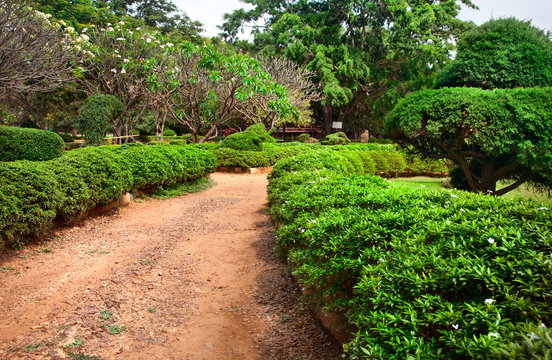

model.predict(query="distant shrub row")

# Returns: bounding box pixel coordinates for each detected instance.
[188,141,448,176]
[0,126,65,162]
[267,149,552,359]
[0,144,217,250]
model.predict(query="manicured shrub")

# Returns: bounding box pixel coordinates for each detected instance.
[243,124,277,143]
[170,139,188,146]
[267,150,552,360]
[321,131,350,145]
[163,128,176,137]
[78,94,124,147]
[0,144,217,250]
[58,133,74,143]
[0,125,65,161]
[219,131,263,151]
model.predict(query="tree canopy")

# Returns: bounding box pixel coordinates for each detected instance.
[221,0,476,135]
[435,18,552,89]
[388,18,552,195]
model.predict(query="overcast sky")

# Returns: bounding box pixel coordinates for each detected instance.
[172,0,552,39]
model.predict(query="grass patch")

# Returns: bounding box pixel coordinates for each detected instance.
[390,177,551,202]
[390,177,446,191]
[147,176,214,199]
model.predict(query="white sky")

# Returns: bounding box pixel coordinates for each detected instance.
[172,0,552,39]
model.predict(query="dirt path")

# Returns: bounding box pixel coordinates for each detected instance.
[0,173,341,360]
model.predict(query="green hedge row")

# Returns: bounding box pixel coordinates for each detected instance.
[0,144,217,250]
[184,141,449,176]
[0,126,65,161]
[267,149,552,359]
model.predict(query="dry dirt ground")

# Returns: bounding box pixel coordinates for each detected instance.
[0,173,342,360]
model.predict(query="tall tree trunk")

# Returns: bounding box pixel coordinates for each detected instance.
[323,105,333,134]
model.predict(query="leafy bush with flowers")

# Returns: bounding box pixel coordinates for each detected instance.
[267,148,552,359]
[0,144,216,250]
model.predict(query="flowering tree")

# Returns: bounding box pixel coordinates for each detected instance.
[79,22,158,143]
[0,0,77,99]
[161,44,297,142]
[233,56,320,130]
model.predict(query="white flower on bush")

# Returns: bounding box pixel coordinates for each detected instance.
[487,238,495,244]
[136,27,141,31]
[123,58,130,63]
[119,21,125,25]
[485,298,495,305]
[488,332,499,338]
[107,27,114,32]
[450,194,458,198]
[452,324,459,330]
[541,323,547,328]
[111,69,117,73]
[116,37,126,41]
[121,68,126,74]
[538,207,549,211]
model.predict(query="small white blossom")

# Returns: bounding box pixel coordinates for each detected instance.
[378,258,385,263]
[107,22,112,26]
[541,323,547,328]
[119,21,125,25]
[120,68,126,74]
[82,27,87,33]
[146,38,152,43]
[538,207,549,211]
[489,332,499,338]
[116,37,126,41]
[107,27,114,32]
[111,69,117,73]
[166,42,174,47]
[486,190,494,193]
[123,58,130,63]
[527,332,538,341]
[452,324,459,330]
[485,298,495,305]
[136,27,141,31]
[450,194,458,198]
[488,238,495,244]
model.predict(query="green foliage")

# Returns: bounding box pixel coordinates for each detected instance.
[321,131,350,145]
[219,132,263,152]
[435,18,552,89]
[78,95,124,147]
[58,133,74,143]
[162,128,176,137]
[243,124,277,143]
[0,144,216,250]
[212,143,311,168]
[0,125,65,161]
[267,150,552,359]
[387,87,552,193]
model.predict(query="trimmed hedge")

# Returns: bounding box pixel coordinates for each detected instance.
[0,144,217,250]
[267,149,552,359]
[0,126,65,161]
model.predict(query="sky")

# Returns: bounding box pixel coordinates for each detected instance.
[172,0,552,39]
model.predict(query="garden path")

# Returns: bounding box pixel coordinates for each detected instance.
[0,173,340,359]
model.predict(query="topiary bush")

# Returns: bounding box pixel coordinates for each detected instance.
[267,150,552,360]
[219,131,263,151]
[321,131,350,145]
[435,18,552,89]
[78,94,124,147]
[0,125,65,161]
[0,144,217,250]
[163,128,176,137]
[243,124,277,142]
[57,133,74,143]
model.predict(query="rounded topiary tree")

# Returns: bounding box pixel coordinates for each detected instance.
[435,18,552,89]
[388,18,552,195]
[0,125,65,161]
[78,95,124,146]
